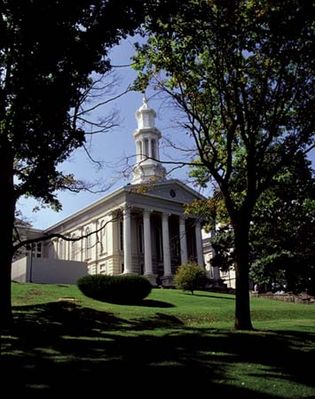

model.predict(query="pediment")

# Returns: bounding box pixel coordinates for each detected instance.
[136,179,204,204]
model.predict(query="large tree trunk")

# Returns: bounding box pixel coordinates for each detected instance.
[0,147,15,330]
[233,220,253,330]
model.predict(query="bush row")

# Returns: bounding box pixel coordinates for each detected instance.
[77,274,152,304]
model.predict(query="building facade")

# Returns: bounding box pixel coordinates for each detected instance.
[13,98,220,286]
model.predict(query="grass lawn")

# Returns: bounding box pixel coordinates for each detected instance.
[1,282,314,397]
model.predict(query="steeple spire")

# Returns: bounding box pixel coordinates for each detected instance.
[142,94,148,106]
[131,97,166,184]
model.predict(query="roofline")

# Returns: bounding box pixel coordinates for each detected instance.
[16,226,44,234]
[44,186,126,233]
[44,179,206,233]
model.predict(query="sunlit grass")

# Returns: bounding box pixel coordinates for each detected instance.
[5,282,314,397]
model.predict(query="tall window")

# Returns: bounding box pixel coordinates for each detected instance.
[138,141,143,160]
[102,223,107,253]
[85,228,91,260]
[119,220,124,251]
[156,227,162,262]
[151,139,156,159]
[99,221,104,254]
[138,223,143,254]
[144,138,149,157]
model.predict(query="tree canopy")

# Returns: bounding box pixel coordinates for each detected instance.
[0,0,175,327]
[133,0,315,329]
[249,154,315,294]
[194,153,315,294]
[1,0,147,208]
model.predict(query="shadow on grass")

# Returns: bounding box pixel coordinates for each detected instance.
[193,292,235,300]
[134,299,175,308]
[90,298,175,308]
[1,302,314,397]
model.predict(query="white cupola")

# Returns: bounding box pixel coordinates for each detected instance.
[131,96,166,184]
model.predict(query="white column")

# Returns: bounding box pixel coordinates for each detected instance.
[148,138,152,159]
[179,216,188,265]
[140,140,144,160]
[54,238,59,259]
[143,209,153,275]
[123,207,132,273]
[195,220,204,267]
[162,213,172,276]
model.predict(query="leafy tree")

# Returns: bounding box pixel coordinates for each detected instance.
[249,154,315,294]
[174,262,207,294]
[0,0,178,328]
[191,153,315,295]
[133,0,315,329]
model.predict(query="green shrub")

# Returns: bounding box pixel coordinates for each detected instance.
[174,262,207,294]
[77,274,152,304]
[77,274,112,301]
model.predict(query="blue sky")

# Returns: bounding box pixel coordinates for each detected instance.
[18,37,195,229]
[18,37,315,230]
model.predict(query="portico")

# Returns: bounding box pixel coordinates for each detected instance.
[121,204,204,285]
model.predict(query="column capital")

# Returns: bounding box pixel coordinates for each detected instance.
[123,203,131,212]
[143,208,153,215]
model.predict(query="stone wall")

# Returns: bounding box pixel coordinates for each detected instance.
[251,292,315,304]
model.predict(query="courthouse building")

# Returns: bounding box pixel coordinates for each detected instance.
[13,98,221,286]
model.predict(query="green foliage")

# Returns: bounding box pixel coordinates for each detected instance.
[249,154,315,293]
[77,274,112,300]
[0,0,176,325]
[133,0,315,327]
[0,0,149,208]
[184,189,229,232]
[77,274,152,304]
[174,262,207,294]
[210,154,315,293]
